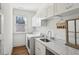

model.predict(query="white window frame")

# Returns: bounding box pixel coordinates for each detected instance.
[14,15,27,33]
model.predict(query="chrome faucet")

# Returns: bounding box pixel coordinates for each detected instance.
[47,31,54,40]
[47,31,52,39]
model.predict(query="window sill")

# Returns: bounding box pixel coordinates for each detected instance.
[13,32,26,34]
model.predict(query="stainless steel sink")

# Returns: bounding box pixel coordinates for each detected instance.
[40,39,50,42]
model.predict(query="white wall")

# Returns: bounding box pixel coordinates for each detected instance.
[1,3,13,55]
[13,33,26,47]
[13,9,35,47]
[47,18,66,41]
[47,13,79,42]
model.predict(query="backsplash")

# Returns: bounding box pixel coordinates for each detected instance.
[32,26,54,37]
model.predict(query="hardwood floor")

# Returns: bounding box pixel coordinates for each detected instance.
[12,46,29,55]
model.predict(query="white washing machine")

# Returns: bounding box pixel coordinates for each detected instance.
[25,34,35,55]
[25,34,40,55]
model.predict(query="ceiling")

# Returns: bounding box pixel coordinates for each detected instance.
[11,3,50,12]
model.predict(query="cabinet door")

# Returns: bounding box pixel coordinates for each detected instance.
[72,4,79,8]
[32,16,41,27]
[35,40,46,55]
[35,47,41,55]
[32,16,37,27]
[64,3,79,10]
[39,8,48,18]
[54,3,66,15]
[39,43,46,55]
[54,3,75,15]
[47,5,54,16]
[36,17,41,27]
[35,40,41,55]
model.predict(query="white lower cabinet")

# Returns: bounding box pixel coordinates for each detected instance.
[35,39,46,55]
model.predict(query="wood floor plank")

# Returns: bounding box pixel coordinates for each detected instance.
[12,46,29,55]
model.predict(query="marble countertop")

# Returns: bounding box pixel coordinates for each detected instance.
[36,38,79,55]
[26,34,40,38]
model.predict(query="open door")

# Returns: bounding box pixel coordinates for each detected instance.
[66,18,79,49]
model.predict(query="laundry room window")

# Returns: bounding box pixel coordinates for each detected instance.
[16,16,27,33]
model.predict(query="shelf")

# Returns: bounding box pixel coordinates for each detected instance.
[41,7,79,21]
[40,15,55,21]
[56,7,79,17]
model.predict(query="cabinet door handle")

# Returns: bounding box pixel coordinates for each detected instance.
[37,48,40,50]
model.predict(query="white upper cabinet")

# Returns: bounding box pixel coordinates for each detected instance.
[39,4,55,19]
[38,8,48,18]
[54,3,66,15]
[47,4,54,17]
[64,3,79,10]
[33,3,79,22]
[54,3,79,15]
[32,15,41,27]
[32,7,48,27]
